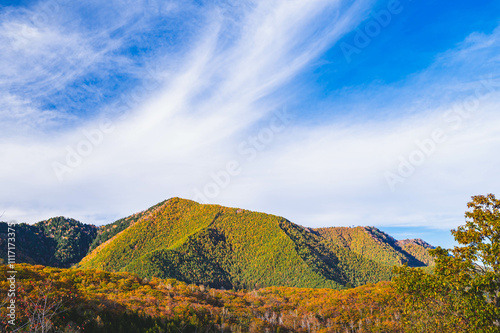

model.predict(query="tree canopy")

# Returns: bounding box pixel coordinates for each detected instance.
[394,194,500,332]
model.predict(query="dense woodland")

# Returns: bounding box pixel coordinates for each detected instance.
[1,194,499,332]
[79,198,433,290]
[0,217,97,268]
[0,264,404,332]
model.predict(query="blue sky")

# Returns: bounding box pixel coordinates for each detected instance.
[1,0,499,249]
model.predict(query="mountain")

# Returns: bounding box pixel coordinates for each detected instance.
[88,200,166,252]
[0,217,97,267]
[79,198,434,289]
[316,226,434,267]
[396,238,435,266]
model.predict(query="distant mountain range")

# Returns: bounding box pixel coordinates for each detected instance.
[1,198,434,289]
[0,216,97,267]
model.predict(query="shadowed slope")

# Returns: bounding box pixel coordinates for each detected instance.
[0,217,97,267]
[79,198,409,289]
[316,226,433,267]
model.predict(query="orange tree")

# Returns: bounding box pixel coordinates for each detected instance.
[394,194,500,332]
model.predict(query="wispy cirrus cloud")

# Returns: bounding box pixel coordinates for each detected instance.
[0,0,499,251]
[0,0,195,134]
[227,25,500,231]
[1,0,373,223]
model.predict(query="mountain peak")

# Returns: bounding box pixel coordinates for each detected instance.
[1,199,435,289]
[78,200,434,289]
[397,238,434,248]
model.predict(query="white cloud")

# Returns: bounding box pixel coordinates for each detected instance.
[0,0,183,134]
[1,0,372,224]
[1,0,499,241]
[232,97,500,230]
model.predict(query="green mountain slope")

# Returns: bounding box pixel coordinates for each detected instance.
[397,238,435,266]
[0,217,97,267]
[88,200,167,251]
[316,226,433,267]
[79,198,427,289]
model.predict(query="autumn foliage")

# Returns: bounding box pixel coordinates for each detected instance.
[0,264,404,332]
[79,198,433,290]
[2,195,498,332]
[394,194,500,332]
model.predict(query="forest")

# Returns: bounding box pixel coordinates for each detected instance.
[0,194,498,332]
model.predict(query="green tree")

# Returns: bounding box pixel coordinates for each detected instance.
[394,194,500,332]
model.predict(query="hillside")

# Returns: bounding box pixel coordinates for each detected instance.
[0,217,97,267]
[79,198,433,289]
[316,226,434,267]
[89,200,168,251]
[2,195,496,333]
[396,238,435,266]
[0,264,404,333]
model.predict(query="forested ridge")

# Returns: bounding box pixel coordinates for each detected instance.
[5,196,498,332]
[79,198,433,289]
[0,217,97,268]
[0,199,433,290]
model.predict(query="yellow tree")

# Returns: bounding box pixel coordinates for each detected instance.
[394,194,500,332]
